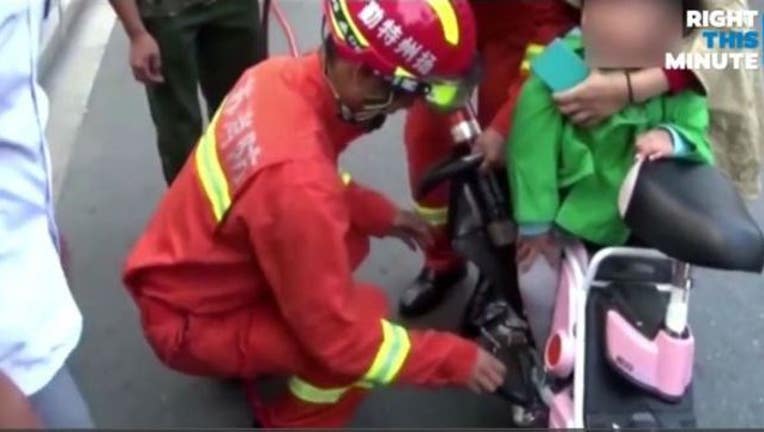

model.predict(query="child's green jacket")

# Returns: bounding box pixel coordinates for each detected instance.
[506,32,714,246]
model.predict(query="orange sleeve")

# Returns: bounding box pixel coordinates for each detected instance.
[342,177,397,238]
[243,160,478,387]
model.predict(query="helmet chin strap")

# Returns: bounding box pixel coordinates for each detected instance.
[322,49,391,128]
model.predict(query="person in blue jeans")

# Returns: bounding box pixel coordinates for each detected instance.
[0,0,92,427]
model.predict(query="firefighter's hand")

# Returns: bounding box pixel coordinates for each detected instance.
[130,32,164,84]
[517,232,561,273]
[553,70,628,127]
[389,210,434,251]
[467,348,507,394]
[475,127,506,172]
[635,129,674,162]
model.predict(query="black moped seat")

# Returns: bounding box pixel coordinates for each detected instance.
[620,159,764,273]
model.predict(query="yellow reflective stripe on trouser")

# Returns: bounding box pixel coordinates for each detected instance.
[195,110,231,222]
[288,376,378,404]
[288,377,349,404]
[287,320,411,404]
[362,320,412,386]
[520,43,545,72]
[414,203,448,227]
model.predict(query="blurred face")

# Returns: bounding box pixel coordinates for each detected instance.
[582,0,683,68]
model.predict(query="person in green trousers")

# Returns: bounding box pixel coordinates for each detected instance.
[109,0,265,185]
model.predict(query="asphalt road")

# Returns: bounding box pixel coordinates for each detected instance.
[55,1,764,428]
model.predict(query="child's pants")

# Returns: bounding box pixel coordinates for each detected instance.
[517,251,562,351]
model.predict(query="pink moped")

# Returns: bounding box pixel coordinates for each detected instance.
[418,107,764,429]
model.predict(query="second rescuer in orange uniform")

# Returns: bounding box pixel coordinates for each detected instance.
[399,0,580,317]
[123,0,505,428]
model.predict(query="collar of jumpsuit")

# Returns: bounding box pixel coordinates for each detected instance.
[301,52,373,155]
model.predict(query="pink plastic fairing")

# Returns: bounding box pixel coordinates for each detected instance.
[545,244,587,378]
[605,310,694,400]
[548,386,574,429]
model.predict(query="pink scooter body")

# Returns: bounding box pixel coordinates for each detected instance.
[544,244,587,428]
[604,310,694,400]
[544,244,588,378]
[541,244,695,428]
[548,386,574,429]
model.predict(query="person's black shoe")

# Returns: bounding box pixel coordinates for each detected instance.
[398,265,468,318]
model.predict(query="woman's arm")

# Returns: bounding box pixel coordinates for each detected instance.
[553,67,701,127]
[663,69,701,94]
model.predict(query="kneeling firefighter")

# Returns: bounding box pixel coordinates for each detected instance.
[122,0,506,428]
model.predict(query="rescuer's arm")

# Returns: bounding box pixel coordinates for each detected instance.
[245,161,481,388]
[338,171,398,238]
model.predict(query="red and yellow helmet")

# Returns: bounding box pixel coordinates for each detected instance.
[323,0,479,110]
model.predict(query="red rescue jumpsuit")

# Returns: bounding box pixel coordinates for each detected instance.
[123,53,479,428]
[404,0,580,271]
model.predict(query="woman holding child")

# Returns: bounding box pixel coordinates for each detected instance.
[504,0,764,349]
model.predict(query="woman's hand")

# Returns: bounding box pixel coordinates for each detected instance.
[635,129,674,161]
[553,70,629,127]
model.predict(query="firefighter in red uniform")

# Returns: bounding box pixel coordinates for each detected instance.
[399,0,580,317]
[123,0,507,428]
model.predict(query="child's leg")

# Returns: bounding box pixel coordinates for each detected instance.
[518,255,561,350]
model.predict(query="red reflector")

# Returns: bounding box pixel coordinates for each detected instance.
[547,333,562,366]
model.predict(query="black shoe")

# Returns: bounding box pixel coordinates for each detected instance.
[398,265,468,318]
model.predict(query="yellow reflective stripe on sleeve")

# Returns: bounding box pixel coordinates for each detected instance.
[362,320,412,385]
[521,43,545,72]
[340,171,352,186]
[338,0,369,47]
[526,43,545,58]
[414,203,448,227]
[194,110,231,222]
[426,0,460,46]
[288,377,349,404]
